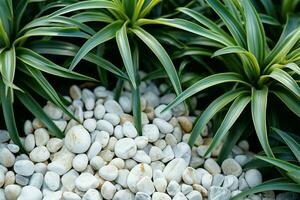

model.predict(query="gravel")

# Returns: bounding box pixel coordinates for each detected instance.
[0,80,280,200]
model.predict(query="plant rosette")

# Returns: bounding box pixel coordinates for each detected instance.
[0,79,288,200]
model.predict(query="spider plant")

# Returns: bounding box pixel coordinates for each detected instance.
[138,0,300,158]
[232,127,300,199]
[0,0,97,151]
[44,0,184,133]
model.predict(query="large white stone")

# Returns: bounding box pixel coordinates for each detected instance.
[14,160,34,176]
[114,138,137,159]
[64,125,91,153]
[127,163,152,193]
[163,158,187,182]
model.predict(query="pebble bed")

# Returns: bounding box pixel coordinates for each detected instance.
[0,79,288,200]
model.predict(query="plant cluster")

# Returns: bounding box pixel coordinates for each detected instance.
[0,0,299,197]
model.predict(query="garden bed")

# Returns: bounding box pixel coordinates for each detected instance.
[0,80,286,200]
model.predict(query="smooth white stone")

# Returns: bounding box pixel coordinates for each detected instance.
[47,147,75,175]
[174,142,191,165]
[69,85,81,100]
[127,163,152,193]
[204,158,221,175]
[34,163,47,175]
[167,180,180,196]
[97,120,114,135]
[5,184,21,200]
[153,118,174,134]
[173,192,188,200]
[136,176,155,195]
[186,191,202,200]
[17,186,42,200]
[123,122,138,138]
[90,156,106,170]
[162,145,174,163]
[101,181,116,199]
[165,134,177,146]
[133,150,151,164]
[208,186,231,200]
[0,147,15,167]
[7,144,20,153]
[83,118,97,132]
[182,167,201,185]
[24,120,34,135]
[104,113,120,126]
[46,138,63,153]
[29,146,50,162]
[154,105,172,121]
[43,103,63,120]
[114,138,137,159]
[82,89,95,110]
[114,125,124,139]
[119,96,132,113]
[116,169,129,188]
[135,191,151,200]
[135,136,148,149]
[87,141,102,160]
[149,146,163,161]
[163,158,187,182]
[94,104,106,119]
[201,173,212,189]
[99,165,118,181]
[44,171,60,191]
[72,154,88,172]
[154,178,167,193]
[95,130,110,147]
[152,192,171,200]
[0,171,4,187]
[29,173,43,189]
[14,160,34,176]
[245,169,262,188]
[53,120,67,132]
[43,191,63,200]
[221,158,242,177]
[63,192,81,200]
[142,124,159,142]
[113,189,134,200]
[75,173,100,192]
[82,189,102,200]
[16,174,29,186]
[61,170,79,191]
[212,174,225,187]
[181,184,193,195]
[34,128,49,146]
[64,125,91,153]
[104,100,124,115]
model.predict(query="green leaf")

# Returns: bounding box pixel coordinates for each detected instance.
[15,27,90,45]
[205,95,250,156]
[173,47,213,59]
[264,15,300,68]
[16,47,96,81]
[70,21,123,70]
[251,87,274,157]
[242,0,266,64]
[164,73,250,111]
[0,46,18,94]
[231,178,300,200]
[286,48,300,62]
[0,79,25,152]
[138,18,234,47]
[0,19,9,46]
[132,87,142,135]
[116,23,137,89]
[188,89,248,146]
[268,68,300,99]
[132,27,182,95]
[140,0,161,18]
[72,12,114,23]
[272,128,300,162]
[272,88,300,117]
[132,0,145,22]
[24,66,77,122]
[284,63,300,76]
[256,155,300,174]
[28,40,128,79]
[206,0,247,47]
[213,46,260,80]
[178,7,232,41]
[217,115,249,162]
[259,14,281,26]
[16,91,64,138]
[48,0,116,18]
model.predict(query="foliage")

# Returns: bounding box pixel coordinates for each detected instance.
[141,0,300,160]
[0,0,97,151]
